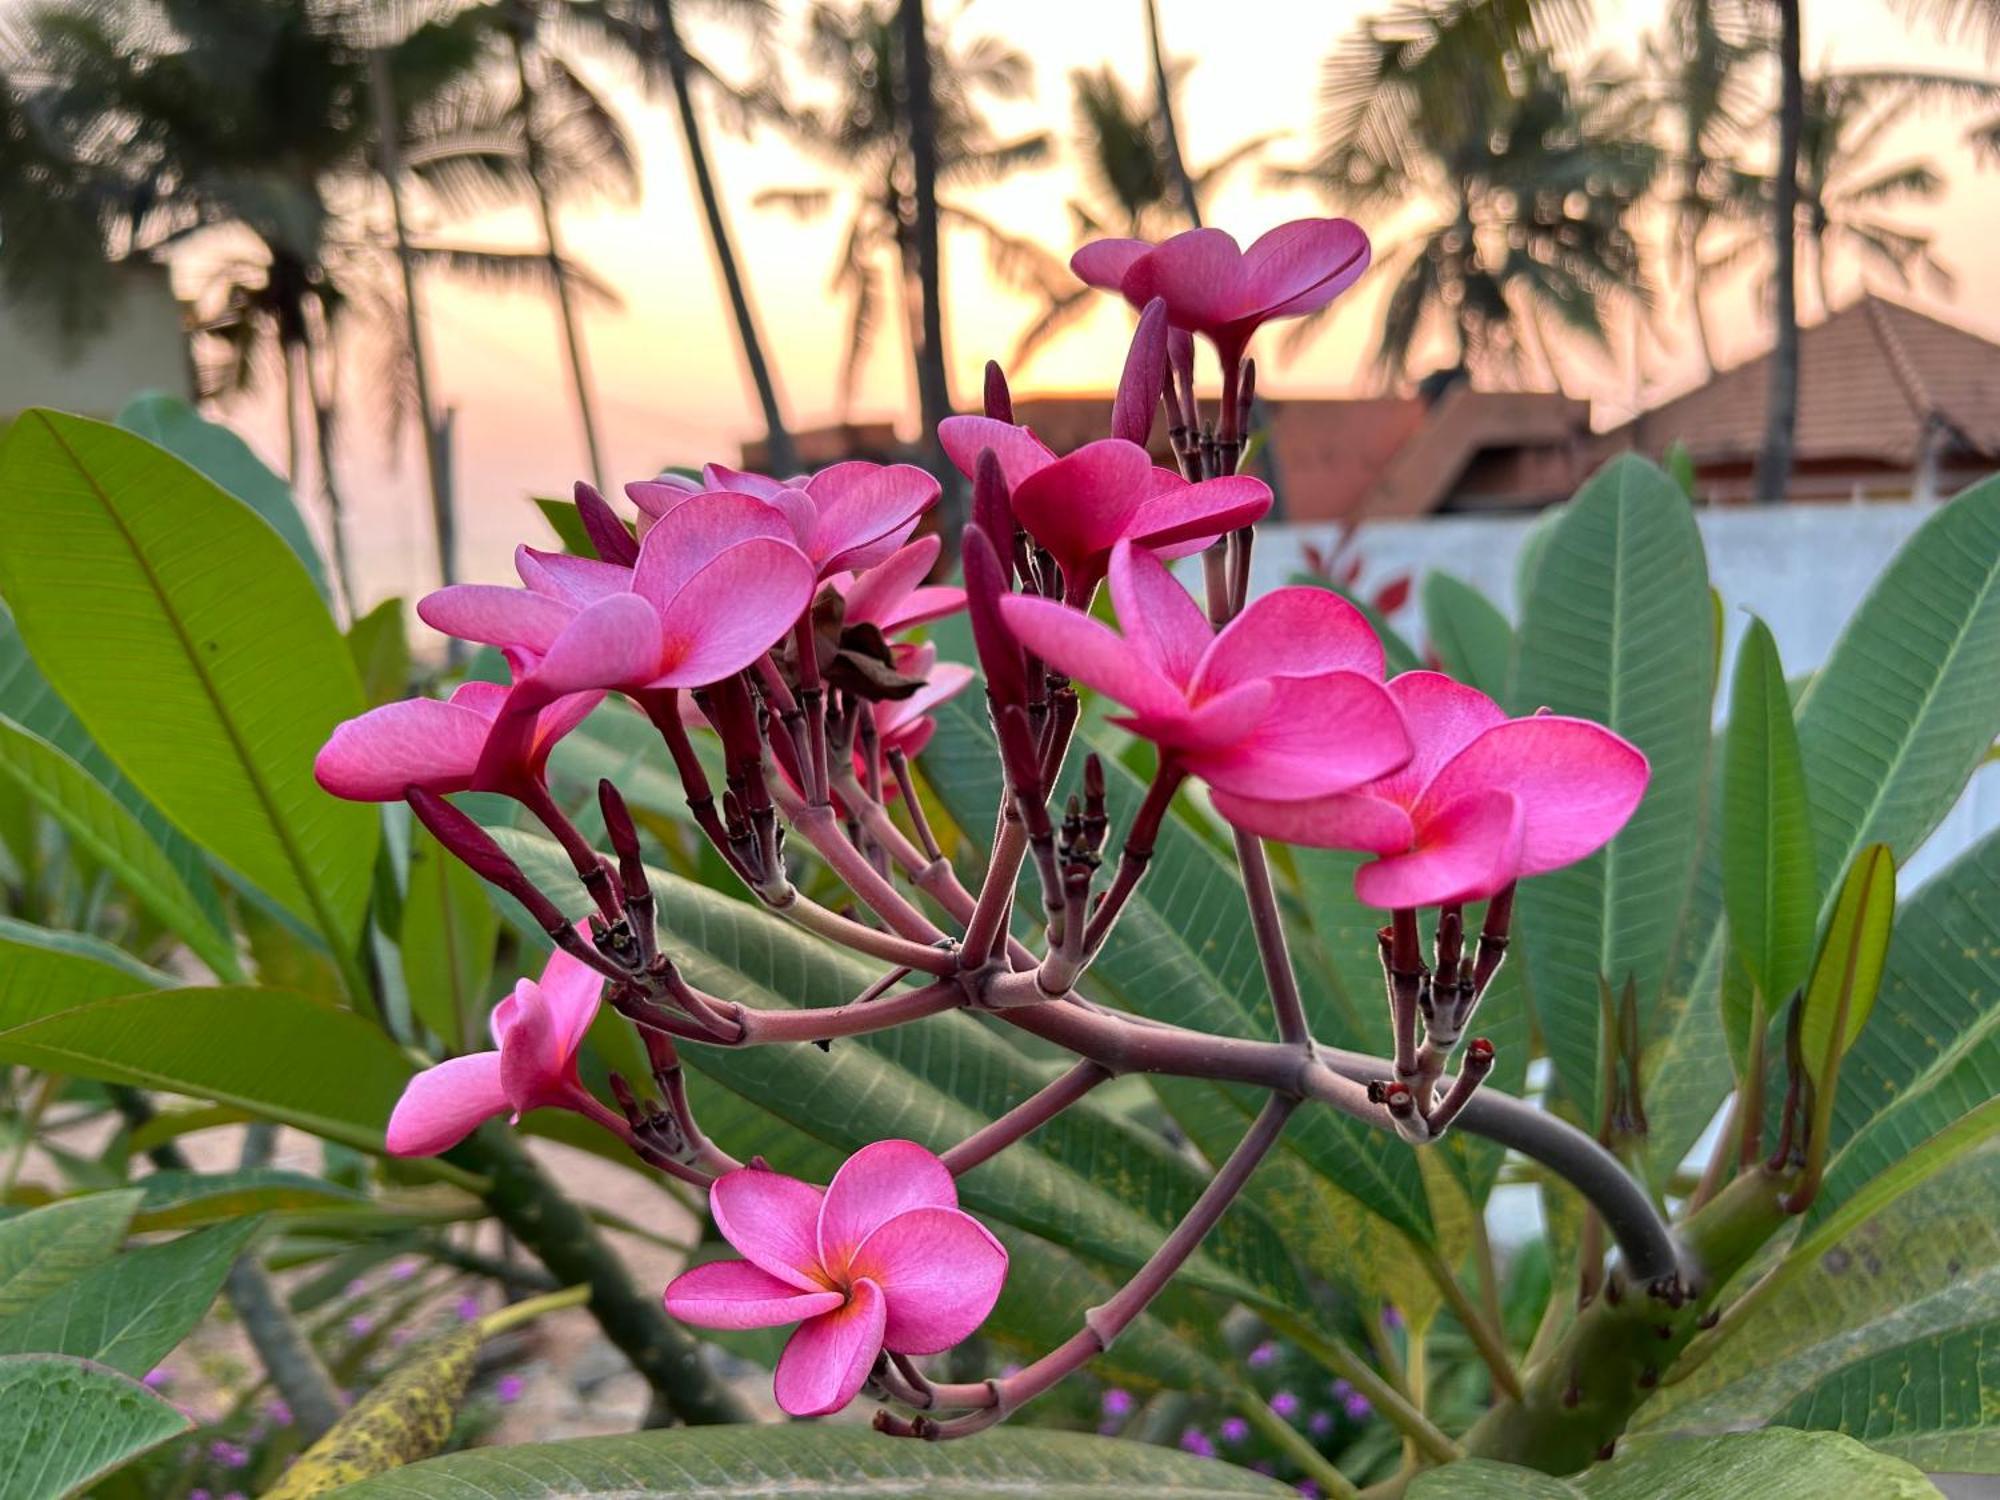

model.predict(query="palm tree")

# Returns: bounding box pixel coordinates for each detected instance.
[1007,63,1271,369]
[1703,69,2000,316]
[755,0,1053,416]
[3,0,620,601]
[1752,0,1802,503]
[1275,0,1658,390]
[1650,0,1768,374]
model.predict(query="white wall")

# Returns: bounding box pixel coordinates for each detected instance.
[0,266,189,420]
[1248,498,1999,887]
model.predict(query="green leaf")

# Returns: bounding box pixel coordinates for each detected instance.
[125,1169,367,1231]
[116,391,329,601]
[1421,570,1514,698]
[0,1191,142,1323]
[918,696,1434,1242]
[330,1427,1299,1498]
[1510,455,1714,1123]
[348,598,412,709]
[1413,1430,1940,1498]
[0,1218,260,1376]
[0,1353,192,1500]
[266,1324,479,1498]
[0,716,239,978]
[399,827,498,1052]
[0,409,378,969]
[0,918,173,1022]
[1798,845,1895,1092]
[1720,617,1816,1013]
[0,986,413,1154]
[1772,1319,2000,1473]
[533,495,597,557]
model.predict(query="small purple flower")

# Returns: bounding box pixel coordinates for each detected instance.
[344,1277,368,1297]
[999,1361,1022,1378]
[455,1295,481,1322]
[142,1366,173,1391]
[1101,1387,1135,1418]
[190,1491,212,1500]
[1270,1389,1300,1418]
[1178,1426,1216,1459]
[208,1441,249,1470]
[263,1398,293,1427]
[1343,1391,1374,1421]
[1329,1378,1353,1398]
[224,1492,247,1500]
[345,1314,374,1338]
[391,1327,415,1347]
[1246,1338,1280,1368]
[390,1258,419,1281]
[1380,1304,1404,1331]
[1308,1409,1335,1437]
[1297,1484,1323,1499]
[495,1374,526,1405]
[1218,1416,1250,1444]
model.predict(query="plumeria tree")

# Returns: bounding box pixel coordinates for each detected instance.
[0,209,1997,1495]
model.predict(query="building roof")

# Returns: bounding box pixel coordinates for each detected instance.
[1606,294,2000,469]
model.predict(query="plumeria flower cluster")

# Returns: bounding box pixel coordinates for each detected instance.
[318,216,1676,1438]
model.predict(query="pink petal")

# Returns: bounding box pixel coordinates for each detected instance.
[664,1259,845,1331]
[385,1052,508,1156]
[417,585,573,655]
[805,463,940,573]
[1418,717,1648,877]
[1371,672,1509,810]
[1070,237,1155,296]
[839,535,939,627]
[1010,440,1159,581]
[532,593,664,694]
[878,662,975,739]
[1120,678,1271,755]
[1119,227,1249,336]
[1109,541,1210,690]
[532,941,604,1064]
[626,477,701,519]
[937,416,1057,489]
[448,680,508,721]
[516,546,631,608]
[1241,218,1372,321]
[1192,671,1411,799]
[1356,788,1526,909]
[816,1139,958,1280]
[632,494,795,610]
[1124,475,1273,558]
[1195,586,1385,696]
[709,1166,828,1292]
[772,1279,886,1417]
[849,1207,1008,1356]
[529,690,607,761]
[998,596,1186,721]
[654,539,817,688]
[496,983,578,1116]
[871,585,965,635]
[1211,789,1416,854]
[702,462,793,502]
[314,698,490,801]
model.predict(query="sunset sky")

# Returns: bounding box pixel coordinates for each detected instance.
[183,0,2000,608]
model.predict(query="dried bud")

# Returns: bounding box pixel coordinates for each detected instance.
[1167,328,1197,431]
[574,481,639,566]
[1112,297,1169,447]
[984,359,1014,424]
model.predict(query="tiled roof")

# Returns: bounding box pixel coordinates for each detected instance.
[1606,294,2000,467]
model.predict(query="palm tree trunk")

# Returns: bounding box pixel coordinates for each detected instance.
[369,48,458,585]
[282,340,303,482]
[298,332,358,616]
[1145,0,1201,229]
[510,12,607,491]
[898,0,957,536]
[1753,0,1804,505]
[1684,222,1717,376]
[1812,225,1834,319]
[657,0,798,476]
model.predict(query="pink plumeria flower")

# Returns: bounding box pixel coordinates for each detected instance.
[999,542,1410,799]
[1072,218,1371,363]
[1213,672,1649,909]
[419,497,817,775]
[664,1141,1007,1417]
[627,460,940,579]
[833,534,965,637]
[872,643,974,765]
[385,943,604,1156]
[937,419,1270,602]
[314,681,602,802]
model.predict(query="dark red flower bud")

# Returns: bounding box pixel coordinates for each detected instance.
[574,481,639,566]
[1112,297,1168,447]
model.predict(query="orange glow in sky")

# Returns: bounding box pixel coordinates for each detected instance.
[182,0,2000,611]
